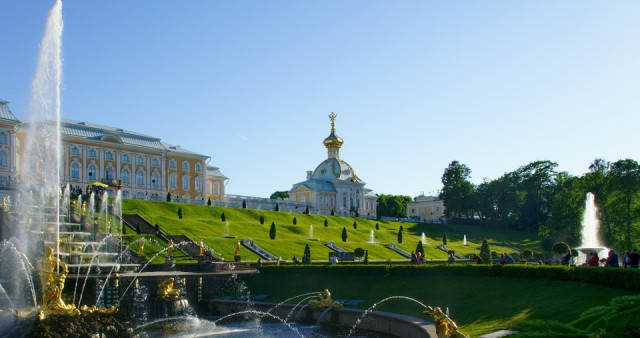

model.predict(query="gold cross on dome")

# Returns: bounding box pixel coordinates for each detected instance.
[329,112,337,128]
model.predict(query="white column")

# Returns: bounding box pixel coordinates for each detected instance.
[146,155,151,191]
[161,153,166,191]
[82,146,87,183]
[63,144,69,181]
[99,147,104,182]
[116,150,121,180]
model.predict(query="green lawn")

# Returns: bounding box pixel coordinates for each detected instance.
[241,266,633,337]
[120,199,542,263]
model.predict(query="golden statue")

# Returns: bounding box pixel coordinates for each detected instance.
[308,289,343,308]
[424,306,468,338]
[235,241,240,257]
[106,219,111,233]
[139,238,147,257]
[81,201,86,216]
[2,196,7,212]
[156,277,181,300]
[38,247,77,314]
[167,239,174,256]
[200,239,205,256]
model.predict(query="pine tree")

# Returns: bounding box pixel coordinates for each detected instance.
[416,241,425,257]
[207,197,211,206]
[242,200,247,208]
[375,223,379,230]
[304,244,311,260]
[275,203,280,212]
[304,206,309,214]
[260,215,265,225]
[221,213,226,222]
[293,217,297,225]
[443,232,448,245]
[398,229,403,244]
[400,225,404,232]
[353,221,357,229]
[177,207,183,219]
[166,192,171,202]
[269,222,276,240]
[479,239,491,264]
[324,219,328,227]
[331,209,335,216]
[341,227,347,242]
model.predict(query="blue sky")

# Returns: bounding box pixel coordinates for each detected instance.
[1,1,639,198]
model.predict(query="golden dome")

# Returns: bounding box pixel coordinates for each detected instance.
[323,112,343,149]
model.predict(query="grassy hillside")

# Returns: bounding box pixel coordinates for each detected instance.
[120,199,542,263]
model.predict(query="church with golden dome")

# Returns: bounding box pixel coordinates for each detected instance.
[289,113,377,217]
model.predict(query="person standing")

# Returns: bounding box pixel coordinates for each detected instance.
[629,249,640,268]
[448,253,455,264]
[587,252,599,267]
[605,250,619,267]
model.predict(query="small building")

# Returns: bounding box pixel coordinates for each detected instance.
[406,194,445,223]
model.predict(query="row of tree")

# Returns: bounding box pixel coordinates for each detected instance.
[440,158,640,251]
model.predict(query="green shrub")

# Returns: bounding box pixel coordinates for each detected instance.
[324,219,328,227]
[342,227,347,242]
[354,248,365,258]
[221,213,226,222]
[375,223,379,230]
[522,249,534,260]
[331,209,334,216]
[553,242,570,255]
[479,239,491,264]
[177,207,183,219]
[166,192,171,202]
[207,197,211,206]
[353,221,357,229]
[416,241,424,257]
[443,232,448,245]
[275,203,279,212]
[260,215,264,225]
[397,229,403,244]
[242,200,247,208]
[269,222,276,239]
[293,217,297,225]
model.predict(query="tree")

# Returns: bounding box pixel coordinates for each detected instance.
[353,221,357,229]
[166,192,171,202]
[304,244,311,261]
[400,225,404,232]
[324,219,328,227]
[443,232,448,245]
[397,229,403,244]
[269,222,276,239]
[376,194,412,218]
[304,206,309,214]
[440,161,475,219]
[331,209,335,216]
[364,250,369,264]
[539,172,582,242]
[341,227,347,242]
[275,203,279,212]
[415,241,424,257]
[242,200,247,208]
[259,215,265,225]
[270,191,289,200]
[293,217,297,225]
[375,223,379,230]
[516,160,558,231]
[522,249,533,260]
[155,223,159,232]
[552,242,570,255]
[354,248,365,258]
[221,213,226,222]
[610,159,640,249]
[207,197,211,206]
[177,207,183,219]
[479,239,491,264]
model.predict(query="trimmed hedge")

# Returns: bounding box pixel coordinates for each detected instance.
[257,264,640,291]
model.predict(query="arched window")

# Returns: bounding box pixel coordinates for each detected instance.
[182,161,190,171]
[88,164,97,179]
[195,176,202,192]
[0,151,7,167]
[214,182,219,195]
[71,163,80,179]
[343,197,347,208]
[152,158,159,167]
[136,171,145,186]
[105,167,114,180]
[169,160,176,169]
[207,182,212,194]
[151,172,160,187]
[169,173,177,189]
[105,152,113,161]
[182,175,190,190]
[88,149,97,158]
[136,156,144,165]
[0,133,7,145]
[350,198,354,208]
[71,147,80,156]
[122,169,130,184]
[195,163,201,172]
[122,154,130,163]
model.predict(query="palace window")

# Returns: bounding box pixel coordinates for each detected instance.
[182,161,190,171]
[87,164,96,179]
[71,147,80,156]
[169,160,176,169]
[88,149,97,158]
[136,156,144,165]
[182,175,189,190]
[122,169,130,184]
[105,167,114,180]
[136,171,145,185]
[0,133,6,145]
[105,152,113,161]
[195,163,201,172]
[195,176,202,192]
[151,172,160,187]
[169,173,177,189]
[122,154,130,163]
[152,158,159,167]
[214,182,219,196]
[0,151,6,167]
[71,163,80,179]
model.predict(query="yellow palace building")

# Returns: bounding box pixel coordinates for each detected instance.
[1,100,227,204]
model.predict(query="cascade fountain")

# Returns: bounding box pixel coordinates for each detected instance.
[575,192,609,264]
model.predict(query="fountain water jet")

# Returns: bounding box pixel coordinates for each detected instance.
[575,192,609,264]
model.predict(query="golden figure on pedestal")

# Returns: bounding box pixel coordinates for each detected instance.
[424,306,468,338]
[308,289,343,308]
[156,277,181,300]
[37,247,79,318]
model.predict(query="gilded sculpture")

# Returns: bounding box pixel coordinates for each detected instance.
[156,277,181,300]
[424,306,468,338]
[308,289,342,308]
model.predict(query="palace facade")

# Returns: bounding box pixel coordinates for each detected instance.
[406,194,445,222]
[289,113,377,217]
[0,100,227,204]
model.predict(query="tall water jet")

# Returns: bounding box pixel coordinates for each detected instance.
[421,232,427,245]
[308,225,314,240]
[463,235,468,246]
[16,0,63,266]
[368,230,376,244]
[576,192,609,264]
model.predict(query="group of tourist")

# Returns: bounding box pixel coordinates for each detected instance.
[567,248,640,268]
[410,251,425,264]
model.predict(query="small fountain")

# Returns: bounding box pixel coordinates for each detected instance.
[307,225,318,241]
[463,235,468,246]
[368,230,377,244]
[221,221,236,238]
[575,192,609,264]
[421,232,427,245]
